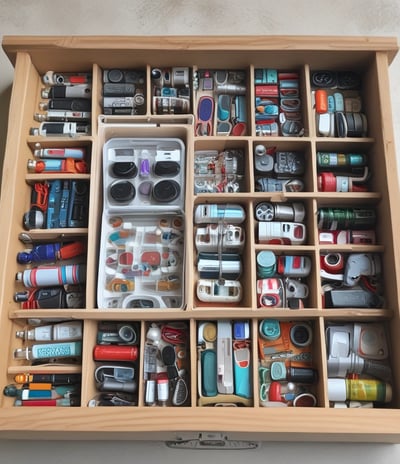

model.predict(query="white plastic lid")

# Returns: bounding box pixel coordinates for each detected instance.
[328,378,347,402]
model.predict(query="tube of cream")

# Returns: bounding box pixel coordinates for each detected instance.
[14,341,82,360]
[16,321,83,341]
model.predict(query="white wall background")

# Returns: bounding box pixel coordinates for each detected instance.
[0,0,400,462]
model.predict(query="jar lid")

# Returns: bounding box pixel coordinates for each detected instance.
[328,378,346,402]
[259,319,280,340]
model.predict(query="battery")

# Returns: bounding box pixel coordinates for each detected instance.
[317,207,376,230]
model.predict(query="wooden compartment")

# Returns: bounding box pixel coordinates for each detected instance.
[0,35,400,443]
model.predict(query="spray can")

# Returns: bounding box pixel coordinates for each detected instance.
[328,378,392,403]
[16,264,86,288]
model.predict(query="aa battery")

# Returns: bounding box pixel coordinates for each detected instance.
[317,207,376,230]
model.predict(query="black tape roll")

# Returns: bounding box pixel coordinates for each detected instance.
[311,71,337,88]
[111,161,137,178]
[109,180,135,202]
[335,112,347,137]
[153,180,180,203]
[345,112,356,136]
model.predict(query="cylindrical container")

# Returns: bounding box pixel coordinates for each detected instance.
[320,253,344,273]
[259,319,281,340]
[145,379,156,405]
[14,341,82,360]
[287,367,317,384]
[256,251,276,277]
[318,172,367,193]
[97,324,137,345]
[16,321,83,341]
[157,377,169,405]
[16,264,86,288]
[319,229,376,245]
[93,344,138,362]
[14,373,81,385]
[98,378,137,394]
[317,152,366,168]
[277,255,311,277]
[290,323,313,347]
[34,148,86,160]
[317,208,376,230]
[328,378,392,403]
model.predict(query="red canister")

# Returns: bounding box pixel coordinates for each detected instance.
[93,344,138,361]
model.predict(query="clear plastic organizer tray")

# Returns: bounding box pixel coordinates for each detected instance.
[103,138,185,212]
[97,212,185,309]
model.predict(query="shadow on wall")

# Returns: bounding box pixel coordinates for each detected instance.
[0,84,12,188]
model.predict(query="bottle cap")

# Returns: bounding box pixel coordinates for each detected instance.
[27,160,37,172]
[384,383,393,402]
[15,330,34,340]
[327,378,346,402]
[203,323,217,342]
[13,347,30,360]
[259,319,280,340]
[271,362,286,381]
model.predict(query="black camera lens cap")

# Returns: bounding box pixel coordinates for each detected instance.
[153,180,180,203]
[111,161,138,178]
[290,323,312,347]
[107,69,124,83]
[71,180,88,195]
[109,180,135,203]
[154,161,180,177]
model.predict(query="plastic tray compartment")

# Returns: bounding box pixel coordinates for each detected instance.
[97,213,185,309]
[103,137,185,212]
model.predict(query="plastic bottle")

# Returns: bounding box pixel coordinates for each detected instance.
[15,321,83,342]
[15,264,86,288]
[328,378,392,403]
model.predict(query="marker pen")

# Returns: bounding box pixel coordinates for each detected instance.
[41,84,92,99]
[4,384,77,399]
[14,373,81,385]
[27,383,52,390]
[34,148,86,160]
[30,122,90,137]
[16,321,83,342]
[14,341,82,361]
[14,398,77,406]
[34,110,92,123]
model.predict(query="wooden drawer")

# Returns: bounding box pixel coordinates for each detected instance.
[0,35,400,443]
